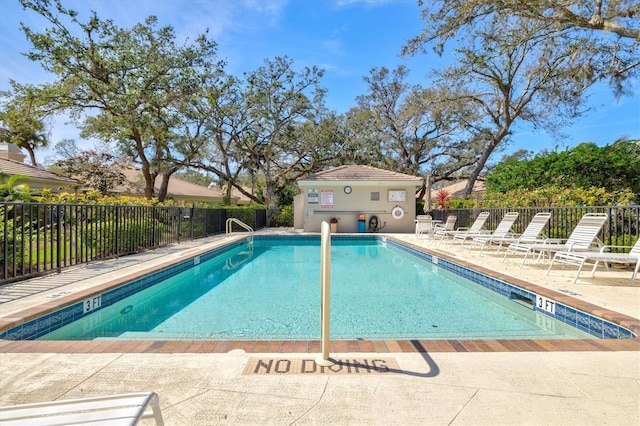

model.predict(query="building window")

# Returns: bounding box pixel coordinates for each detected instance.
[371,191,380,201]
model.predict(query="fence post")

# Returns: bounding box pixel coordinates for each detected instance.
[190,206,194,240]
[56,204,62,273]
[2,205,8,280]
[177,207,182,243]
[115,206,120,258]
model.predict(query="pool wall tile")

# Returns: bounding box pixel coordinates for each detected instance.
[385,238,636,341]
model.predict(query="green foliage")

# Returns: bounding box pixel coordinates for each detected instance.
[38,192,169,206]
[448,197,477,208]
[481,186,635,207]
[19,1,224,200]
[52,150,129,195]
[0,173,33,201]
[605,234,638,251]
[276,185,299,208]
[486,141,640,201]
[0,81,50,166]
[273,205,294,227]
[406,1,638,96]
[175,170,217,187]
[224,204,267,229]
[241,56,326,210]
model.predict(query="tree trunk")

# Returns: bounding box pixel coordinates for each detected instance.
[132,133,155,199]
[24,145,38,167]
[158,173,171,202]
[225,184,232,205]
[464,130,509,197]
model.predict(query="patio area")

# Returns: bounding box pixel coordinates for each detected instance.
[0,230,638,425]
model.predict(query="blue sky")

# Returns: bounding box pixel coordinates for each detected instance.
[1,0,638,165]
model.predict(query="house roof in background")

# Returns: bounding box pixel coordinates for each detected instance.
[435,180,486,198]
[298,165,423,184]
[0,157,77,185]
[208,183,254,204]
[114,167,231,201]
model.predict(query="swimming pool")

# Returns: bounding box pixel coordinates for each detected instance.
[4,235,633,342]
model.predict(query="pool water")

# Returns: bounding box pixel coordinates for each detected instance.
[40,238,594,340]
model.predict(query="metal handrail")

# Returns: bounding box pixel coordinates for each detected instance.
[225,218,254,243]
[317,220,332,365]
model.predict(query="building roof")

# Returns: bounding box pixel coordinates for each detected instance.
[208,183,254,205]
[0,157,77,187]
[298,165,423,184]
[435,179,486,198]
[113,167,232,203]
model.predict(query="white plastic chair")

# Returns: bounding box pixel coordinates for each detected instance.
[415,215,433,239]
[435,212,489,240]
[432,215,457,238]
[471,212,551,255]
[449,212,489,244]
[454,211,519,246]
[503,212,608,267]
[547,238,640,285]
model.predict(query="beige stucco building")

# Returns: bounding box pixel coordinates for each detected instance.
[295,165,423,233]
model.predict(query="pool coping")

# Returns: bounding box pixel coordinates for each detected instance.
[1,234,639,353]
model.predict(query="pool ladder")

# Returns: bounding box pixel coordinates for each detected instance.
[225,244,254,270]
[225,218,254,244]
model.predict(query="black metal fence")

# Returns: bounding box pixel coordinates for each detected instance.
[430,206,640,246]
[1,203,267,284]
[3,202,637,284]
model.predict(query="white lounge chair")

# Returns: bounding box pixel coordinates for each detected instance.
[451,212,491,244]
[434,211,489,240]
[0,391,164,425]
[503,212,608,267]
[547,238,640,285]
[415,215,434,239]
[432,215,457,237]
[462,212,519,248]
[470,212,551,255]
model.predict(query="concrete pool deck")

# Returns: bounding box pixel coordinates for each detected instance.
[1,230,639,424]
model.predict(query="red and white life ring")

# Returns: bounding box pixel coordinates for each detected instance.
[391,206,405,220]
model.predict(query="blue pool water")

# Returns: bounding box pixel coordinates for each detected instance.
[37,237,598,341]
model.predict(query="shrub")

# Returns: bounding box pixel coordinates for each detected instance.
[480,186,635,208]
[435,188,450,209]
[448,197,477,208]
[273,205,293,227]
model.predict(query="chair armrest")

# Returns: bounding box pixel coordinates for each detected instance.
[542,238,565,245]
[599,245,633,253]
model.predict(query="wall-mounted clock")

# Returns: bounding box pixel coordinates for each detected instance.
[344,186,352,194]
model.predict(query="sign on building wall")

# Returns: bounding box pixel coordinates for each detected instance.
[321,190,334,208]
[388,189,406,202]
[308,189,319,204]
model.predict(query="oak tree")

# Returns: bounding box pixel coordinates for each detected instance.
[404,0,639,95]
[19,0,224,201]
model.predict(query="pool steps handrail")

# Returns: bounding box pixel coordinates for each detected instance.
[317,221,333,366]
[225,218,254,243]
